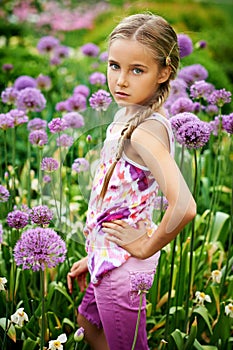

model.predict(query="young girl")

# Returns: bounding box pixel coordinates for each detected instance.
[67,13,196,350]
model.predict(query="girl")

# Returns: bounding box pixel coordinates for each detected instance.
[67,13,196,350]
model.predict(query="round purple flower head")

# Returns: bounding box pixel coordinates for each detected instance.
[54,45,69,59]
[9,109,29,126]
[178,64,208,85]
[62,112,84,129]
[222,113,233,134]
[37,36,60,54]
[72,158,89,173]
[16,88,46,112]
[208,88,231,108]
[0,113,14,130]
[14,75,37,91]
[170,112,199,132]
[36,75,52,90]
[1,87,19,105]
[170,97,194,115]
[0,185,10,202]
[73,85,90,98]
[89,72,106,86]
[89,89,112,111]
[13,227,67,271]
[29,130,48,146]
[177,34,193,58]
[41,157,59,172]
[176,119,211,149]
[30,205,53,226]
[67,94,87,112]
[81,43,100,57]
[48,118,67,134]
[27,117,47,131]
[2,63,14,72]
[130,272,153,293]
[190,80,215,100]
[56,134,74,147]
[7,210,29,229]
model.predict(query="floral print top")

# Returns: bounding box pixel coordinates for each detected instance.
[84,112,175,285]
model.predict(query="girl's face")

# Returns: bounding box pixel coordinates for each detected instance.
[107,39,168,112]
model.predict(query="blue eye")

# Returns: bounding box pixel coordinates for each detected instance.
[133,68,143,75]
[109,63,119,70]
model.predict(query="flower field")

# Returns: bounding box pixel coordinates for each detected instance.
[0,1,232,349]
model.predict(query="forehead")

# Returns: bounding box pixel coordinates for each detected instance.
[108,39,155,64]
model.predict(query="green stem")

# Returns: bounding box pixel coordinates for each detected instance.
[38,148,43,205]
[131,292,143,350]
[40,269,45,350]
[184,149,198,331]
[27,138,31,207]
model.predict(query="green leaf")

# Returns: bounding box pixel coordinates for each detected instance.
[170,328,185,349]
[193,306,213,335]
[0,318,16,343]
[209,211,230,243]
[22,337,39,350]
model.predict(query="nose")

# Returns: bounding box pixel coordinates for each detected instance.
[117,72,128,87]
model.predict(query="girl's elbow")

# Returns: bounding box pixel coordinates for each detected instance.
[186,198,197,221]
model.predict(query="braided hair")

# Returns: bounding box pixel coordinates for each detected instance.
[99,13,180,199]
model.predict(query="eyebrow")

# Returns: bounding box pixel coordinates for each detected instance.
[108,59,148,69]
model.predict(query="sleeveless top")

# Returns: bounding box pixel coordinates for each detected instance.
[84,112,175,285]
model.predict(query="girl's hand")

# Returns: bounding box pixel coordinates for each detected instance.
[102,219,147,247]
[67,256,88,293]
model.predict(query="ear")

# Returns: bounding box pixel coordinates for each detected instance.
[158,66,171,84]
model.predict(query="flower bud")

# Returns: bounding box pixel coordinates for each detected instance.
[74,327,84,342]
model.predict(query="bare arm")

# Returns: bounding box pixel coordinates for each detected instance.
[104,120,196,259]
[67,256,88,293]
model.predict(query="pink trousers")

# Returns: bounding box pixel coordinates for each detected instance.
[78,253,160,350]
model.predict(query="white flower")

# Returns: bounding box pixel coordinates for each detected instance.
[48,334,67,350]
[195,291,212,306]
[11,307,29,327]
[0,277,7,291]
[225,303,233,318]
[211,269,222,284]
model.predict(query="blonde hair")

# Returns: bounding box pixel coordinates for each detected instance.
[100,13,179,199]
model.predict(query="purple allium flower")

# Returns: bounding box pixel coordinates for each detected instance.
[0,185,10,202]
[190,80,215,100]
[222,113,233,134]
[9,109,29,126]
[170,78,187,97]
[48,118,67,134]
[27,118,47,131]
[14,75,37,91]
[50,56,61,66]
[205,104,219,117]
[0,223,3,244]
[66,94,87,112]
[99,51,108,62]
[13,227,67,271]
[62,112,84,129]
[74,327,85,342]
[73,85,90,98]
[36,74,52,90]
[0,113,14,130]
[178,64,208,85]
[7,210,29,229]
[81,43,100,57]
[170,112,199,132]
[72,158,89,173]
[208,88,232,108]
[30,205,53,226]
[56,134,74,147]
[154,196,169,211]
[89,72,106,86]
[130,272,153,292]
[29,130,48,146]
[43,175,51,183]
[1,87,19,105]
[177,34,193,58]
[54,45,70,59]
[195,40,207,49]
[89,89,112,111]
[170,97,194,115]
[176,120,211,149]
[37,36,60,54]
[16,88,46,112]
[41,157,59,172]
[2,63,14,72]
[55,100,69,112]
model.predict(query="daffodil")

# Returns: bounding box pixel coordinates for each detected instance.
[211,269,222,284]
[195,291,212,306]
[11,307,29,327]
[225,303,233,318]
[0,277,7,291]
[48,333,67,350]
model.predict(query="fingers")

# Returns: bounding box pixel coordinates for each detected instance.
[67,272,73,294]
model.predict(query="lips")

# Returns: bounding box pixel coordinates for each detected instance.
[115,91,129,97]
